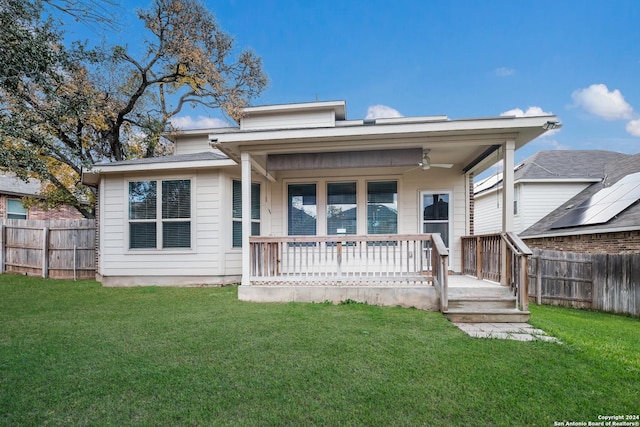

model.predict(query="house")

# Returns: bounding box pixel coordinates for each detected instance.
[0,172,84,220]
[520,153,640,253]
[82,100,558,313]
[473,150,628,235]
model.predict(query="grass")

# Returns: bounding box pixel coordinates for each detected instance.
[0,275,638,426]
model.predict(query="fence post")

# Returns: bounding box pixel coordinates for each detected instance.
[42,226,49,278]
[536,255,542,305]
[0,224,5,274]
[520,255,528,311]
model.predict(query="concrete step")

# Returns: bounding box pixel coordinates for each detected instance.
[448,296,517,311]
[444,309,531,323]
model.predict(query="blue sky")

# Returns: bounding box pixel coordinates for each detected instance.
[65,0,640,164]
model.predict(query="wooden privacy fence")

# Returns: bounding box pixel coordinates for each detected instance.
[528,248,640,317]
[0,219,95,280]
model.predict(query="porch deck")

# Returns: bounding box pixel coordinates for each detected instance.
[242,233,531,322]
[239,274,508,312]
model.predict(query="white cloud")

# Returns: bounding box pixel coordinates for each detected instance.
[501,106,559,136]
[626,119,640,137]
[495,67,515,77]
[170,115,230,130]
[500,106,553,117]
[571,84,634,120]
[365,105,403,119]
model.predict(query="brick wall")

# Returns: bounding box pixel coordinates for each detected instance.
[524,230,640,254]
[27,204,84,220]
[0,194,84,220]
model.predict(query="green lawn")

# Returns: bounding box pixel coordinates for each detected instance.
[1,276,638,426]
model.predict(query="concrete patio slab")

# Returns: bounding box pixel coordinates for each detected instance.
[453,322,561,342]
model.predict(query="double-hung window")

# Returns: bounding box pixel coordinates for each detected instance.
[327,182,356,235]
[288,183,317,236]
[7,199,28,219]
[232,180,261,248]
[287,180,398,237]
[128,179,191,250]
[367,181,397,234]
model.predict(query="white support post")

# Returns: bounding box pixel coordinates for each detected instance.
[501,140,515,286]
[241,152,252,286]
[502,140,515,233]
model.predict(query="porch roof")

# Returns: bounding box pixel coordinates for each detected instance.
[209,102,560,176]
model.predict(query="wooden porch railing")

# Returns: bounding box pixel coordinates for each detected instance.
[249,234,448,288]
[461,232,532,311]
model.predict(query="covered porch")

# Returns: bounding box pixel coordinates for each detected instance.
[239,232,531,322]
[210,101,556,321]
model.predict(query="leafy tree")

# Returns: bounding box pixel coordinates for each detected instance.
[0,0,267,218]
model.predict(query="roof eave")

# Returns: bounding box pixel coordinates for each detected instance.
[81,158,238,186]
[210,115,558,173]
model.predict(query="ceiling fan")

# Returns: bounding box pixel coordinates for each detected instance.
[419,149,454,170]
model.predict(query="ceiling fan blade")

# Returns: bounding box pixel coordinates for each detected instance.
[431,163,454,168]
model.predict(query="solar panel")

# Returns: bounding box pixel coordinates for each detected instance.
[551,171,640,229]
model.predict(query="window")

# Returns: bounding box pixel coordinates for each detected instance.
[367,181,397,234]
[514,185,520,215]
[7,199,27,219]
[422,193,450,247]
[128,179,191,250]
[288,183,317,236]
[232,180,261,248]
[327,182,356,235]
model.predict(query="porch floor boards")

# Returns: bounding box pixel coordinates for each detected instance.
[447,274,501,288]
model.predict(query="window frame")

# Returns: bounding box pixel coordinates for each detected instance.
[126,177,194,252]
[326,181,357,235]
[7,198,28,219]
[284,177,400,237]
[367,180,398,235]
[232,179,261,248]
[287,182,318,238]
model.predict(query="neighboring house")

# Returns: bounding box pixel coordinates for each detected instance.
[83,100,557,308]
[473,150,628,234]
[0,172,84,220]
[521,153,640,253]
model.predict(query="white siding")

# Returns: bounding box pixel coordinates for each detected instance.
[474,191,503,234]
[519,182,589,231]
[265,166,467,272]
[474,181,591,234]
[241,110,335,131]
[174,133,217,155]
[99,170,225,279]
[99,165,470,282]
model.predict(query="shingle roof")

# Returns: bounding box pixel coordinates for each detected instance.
[0,173,41,197]
[98,151,229,166]
[520,153,640,237]
[513,150,627,181]
[475,150,628,195]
